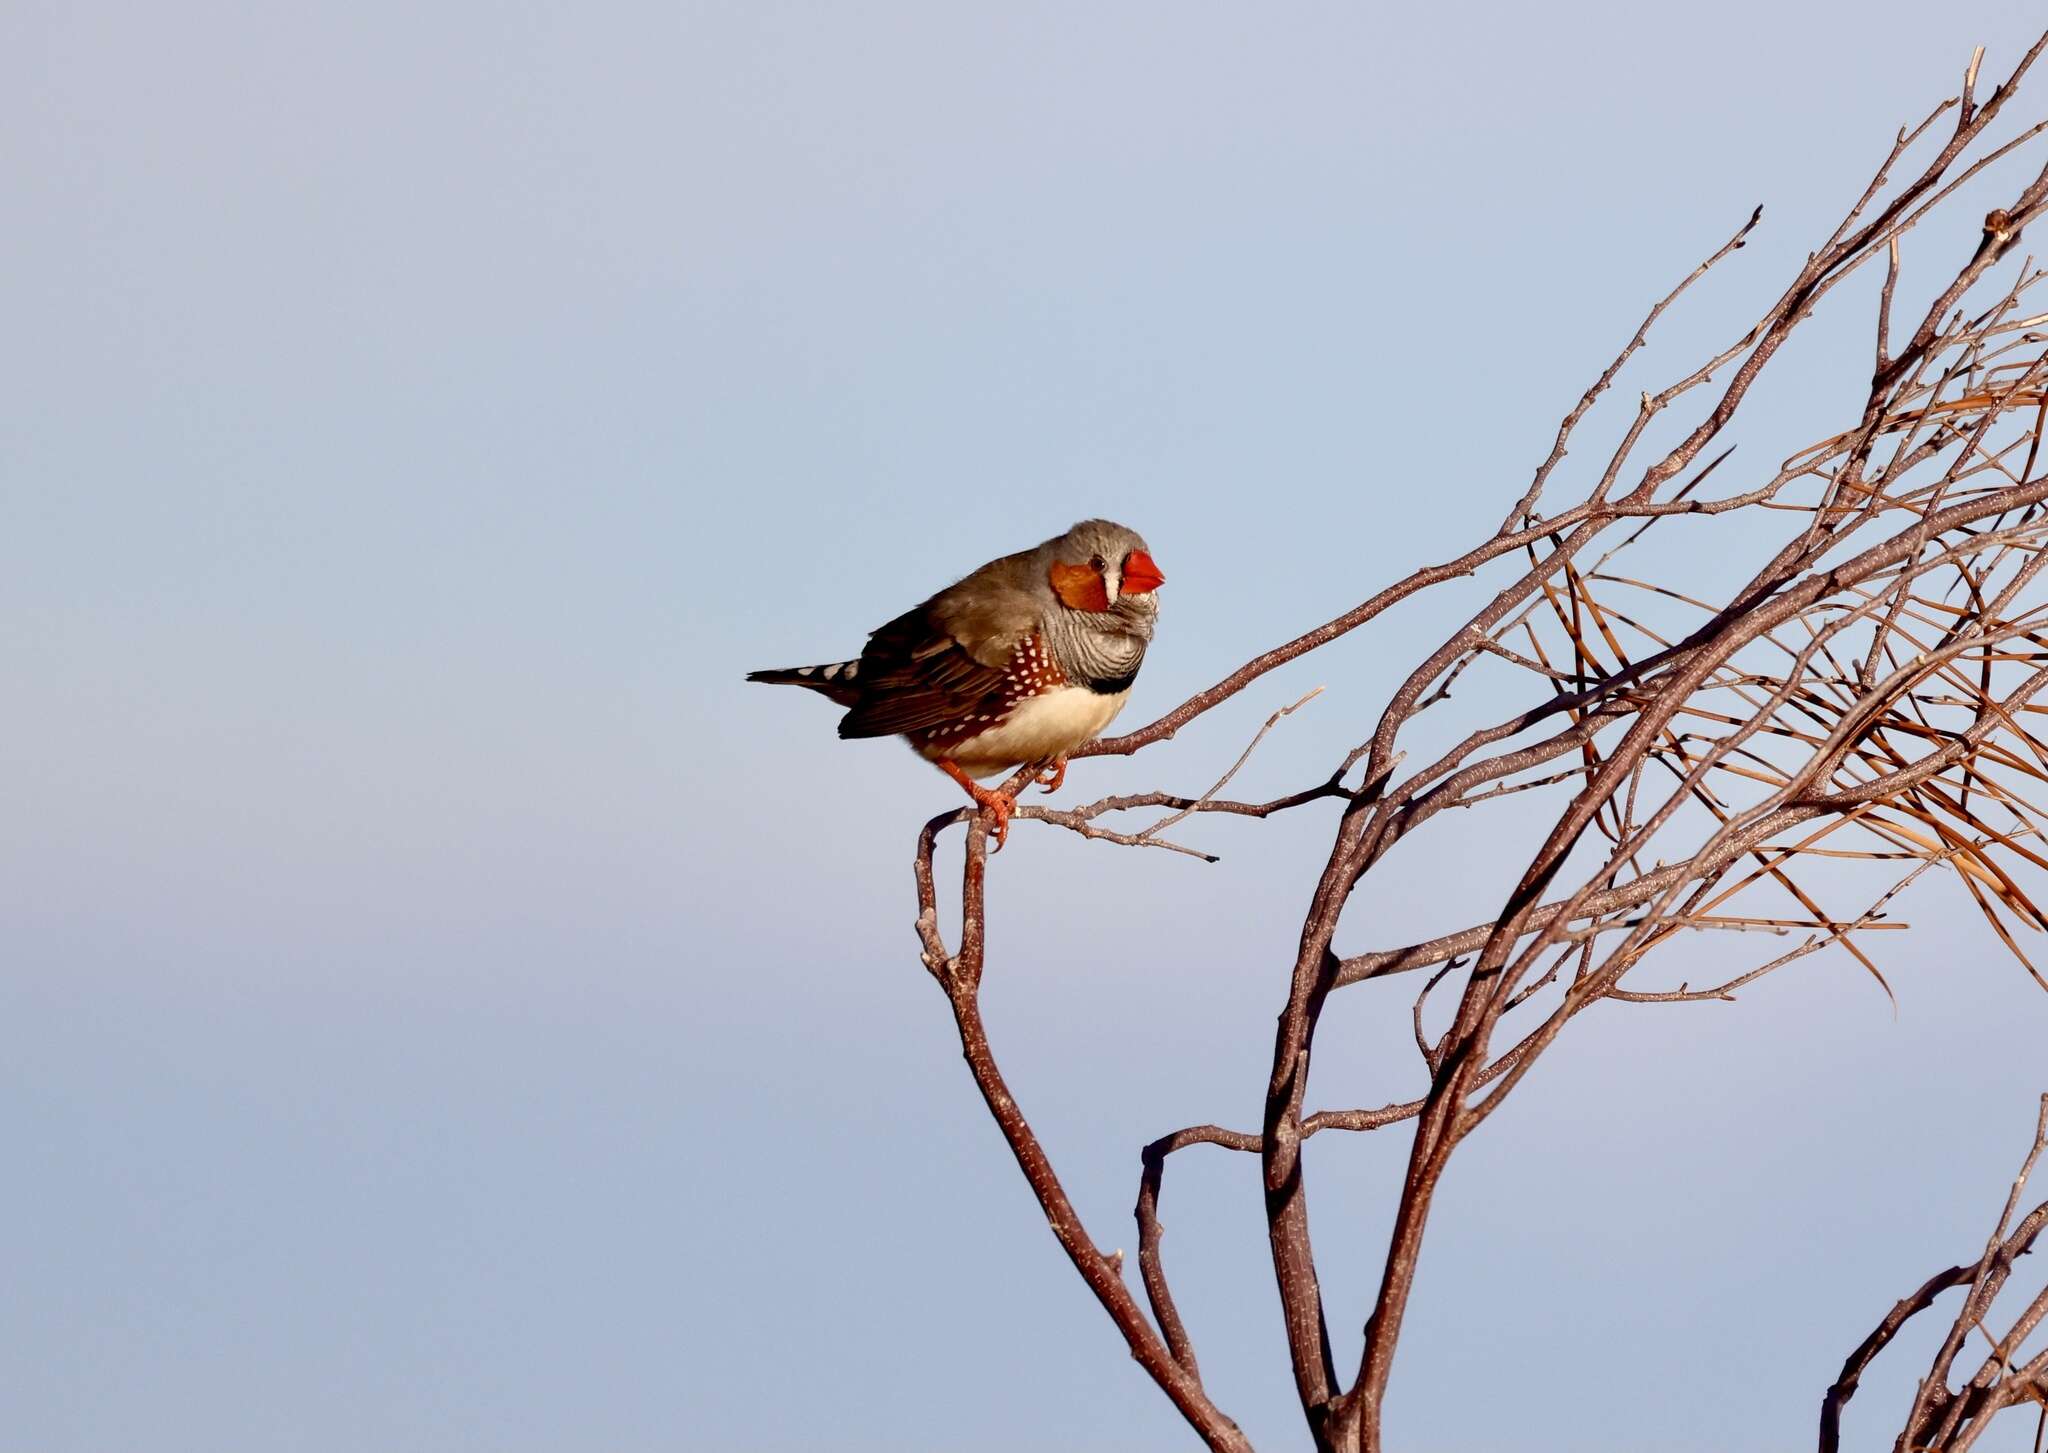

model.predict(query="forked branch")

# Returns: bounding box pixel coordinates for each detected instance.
[900,35,2048,1453]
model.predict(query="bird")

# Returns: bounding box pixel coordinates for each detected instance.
[748,519,1165,847]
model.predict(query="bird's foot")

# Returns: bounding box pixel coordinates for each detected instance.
[1034,757,1068,795]
[937,758,1018,850]
[970,781,1016,850]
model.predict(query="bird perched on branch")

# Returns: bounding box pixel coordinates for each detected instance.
[748,519,1165,847]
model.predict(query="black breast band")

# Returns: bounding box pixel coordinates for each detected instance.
[1083,667,1139,696]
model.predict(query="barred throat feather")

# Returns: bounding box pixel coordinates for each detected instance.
[1044,609,1147,694]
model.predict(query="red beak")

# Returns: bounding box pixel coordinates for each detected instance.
[1121,549,1165,595]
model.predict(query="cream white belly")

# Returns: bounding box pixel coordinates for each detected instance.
[922,685,1131,779]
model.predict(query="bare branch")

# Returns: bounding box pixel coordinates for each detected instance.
[892,36,2048,1453]
[1821,1093,2048,1453]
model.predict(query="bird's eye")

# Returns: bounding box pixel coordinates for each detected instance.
[1089,554,1105,571]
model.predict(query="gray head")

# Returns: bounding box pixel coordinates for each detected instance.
[1037,518,1164,640]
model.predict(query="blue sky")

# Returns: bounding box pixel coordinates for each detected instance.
[8,3,2048,1449]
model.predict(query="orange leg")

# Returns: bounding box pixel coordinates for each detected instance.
[1034,756,1068,795]
[937,758,1016,850]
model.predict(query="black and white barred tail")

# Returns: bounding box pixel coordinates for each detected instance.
[745,658,863,707]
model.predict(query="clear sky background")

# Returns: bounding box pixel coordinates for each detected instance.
[10,3,2048,1450]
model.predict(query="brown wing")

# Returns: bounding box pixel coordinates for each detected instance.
[837,547,1047,740]
[837,602,1021,739]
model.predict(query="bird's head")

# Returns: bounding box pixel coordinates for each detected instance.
[1042,518,1164,639]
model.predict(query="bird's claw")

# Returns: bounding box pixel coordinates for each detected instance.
[1035,757,1068,795]
[974,787,1016,850]
[935,756,1019,851]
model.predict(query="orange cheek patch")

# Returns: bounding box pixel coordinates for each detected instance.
[1049,561,1111,612]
